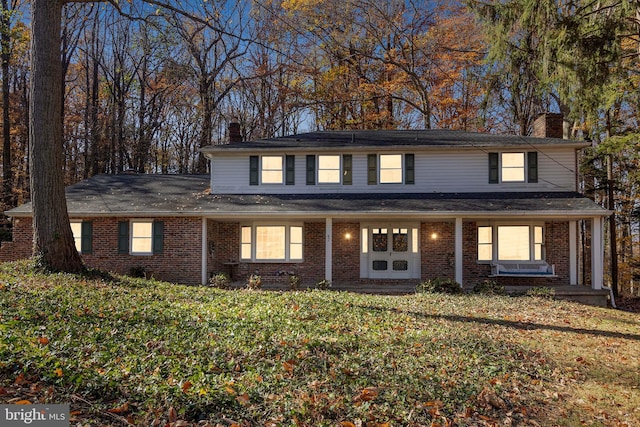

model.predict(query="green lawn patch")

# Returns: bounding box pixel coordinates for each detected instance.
[1,261,638,426]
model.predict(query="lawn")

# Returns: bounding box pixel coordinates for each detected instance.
[0,261,638,426]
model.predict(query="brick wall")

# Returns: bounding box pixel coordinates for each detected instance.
[0,216,204,284]
[421,222,455,280]
[82,217,203,284]
[209,220,325,286]
[0,217,33,262]
[0,216,585,289]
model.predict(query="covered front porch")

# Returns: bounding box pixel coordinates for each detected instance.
[201,213,608,296]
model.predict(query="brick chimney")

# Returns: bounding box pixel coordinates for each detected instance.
[229,122,242,143]
[532,113,564,139]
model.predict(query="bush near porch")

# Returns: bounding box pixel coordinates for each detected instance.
[0,261,638,426]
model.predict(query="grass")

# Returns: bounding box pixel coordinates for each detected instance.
[0,261,638,426]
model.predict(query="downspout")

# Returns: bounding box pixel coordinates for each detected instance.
[601,286,617,309]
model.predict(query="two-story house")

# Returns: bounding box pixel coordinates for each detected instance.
[1,117,610,295]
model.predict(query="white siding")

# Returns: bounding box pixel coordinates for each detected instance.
[209,148,578,194]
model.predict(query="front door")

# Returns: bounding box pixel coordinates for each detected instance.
[363,225,419,279]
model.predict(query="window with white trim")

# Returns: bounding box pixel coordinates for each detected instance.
[501,153,525,182]
[131,221,153,254]
[379,154,403,183]
[261,156,284,184]
[317,155,341,183]
[478,225,544,262]
[70,222,83,252]
[240,224,303,262]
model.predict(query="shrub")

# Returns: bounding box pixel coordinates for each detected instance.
[526,286,555,298]
[416,277,463,294]
[473,280,506,295]
[209,272,231,289]
[288,274,301,290]
[316,279,331,290]
[247,273,262,290]
[129,266,147,278]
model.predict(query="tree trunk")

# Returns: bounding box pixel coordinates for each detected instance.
[29,0,83,272]
[2,0,13,208]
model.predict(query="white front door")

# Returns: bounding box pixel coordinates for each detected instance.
[362,224,420,279]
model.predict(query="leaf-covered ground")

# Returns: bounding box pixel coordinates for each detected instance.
[0,261,638,426]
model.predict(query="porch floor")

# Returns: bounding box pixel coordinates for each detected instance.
[229,282,610,307]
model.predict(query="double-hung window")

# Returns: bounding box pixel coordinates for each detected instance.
[250,155,295,185]
[477,224,544,262]
[261,156,284,184]
[241,224,303,262]
[70,221,92,254]
[118,220,164,255]
[367,153,415,185]
[305,154,352,185]
[489,152,538,184]
[318,155,341,184]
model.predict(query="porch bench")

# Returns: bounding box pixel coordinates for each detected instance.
[491,262,556,277]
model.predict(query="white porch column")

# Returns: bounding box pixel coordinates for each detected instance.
[455,217,463,285]
[569,220,577,285]
[201,218,208,285]
[591,216,604,290]
[325,217,333,282]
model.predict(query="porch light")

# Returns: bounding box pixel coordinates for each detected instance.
[345,232,352,240]
[431,232,438,240]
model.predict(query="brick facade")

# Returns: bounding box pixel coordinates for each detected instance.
[0,216,578,289]
[0,216,204,285]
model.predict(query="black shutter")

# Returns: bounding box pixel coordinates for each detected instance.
[306,155,316,185]
[367,154,377,185]
[342,154,352,185]
[285,155,295,185]
[527,152,538,183]
[249,156,259,185]
[118,221,129,254]
[488,152,499,184]
[405,154,415,185]
[153,221,164,254]
[81,221,93,255]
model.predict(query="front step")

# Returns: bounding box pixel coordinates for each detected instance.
[505,285,610,307]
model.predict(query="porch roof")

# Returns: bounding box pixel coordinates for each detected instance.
[6,173,609,219]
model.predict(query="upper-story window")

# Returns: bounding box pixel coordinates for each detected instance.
[489,152,538,184]
[501,153,525,182]
[261,156,284,184]
[368,153,414,185]
[250,155,295,185]
[305,154,352,185]
[318,155,341,183]
[379,154,403,183]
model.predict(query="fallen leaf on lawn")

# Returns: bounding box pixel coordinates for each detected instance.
[168,406,177,423]
[340,422,356,427]
[353,387,379,403]
[175,421,189,427]
[38,336,49,345]
[54,368,63,377]
[107,402,129,414]
[283,360,295,373]
[236,393,250,406]
[15,400,32,405]
[181,381,192,393]
[14,373,27,385]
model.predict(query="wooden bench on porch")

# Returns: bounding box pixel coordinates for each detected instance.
[491,261,556,277]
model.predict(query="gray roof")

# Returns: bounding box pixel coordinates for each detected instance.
[7,174,609,219]
[201,129,590,153]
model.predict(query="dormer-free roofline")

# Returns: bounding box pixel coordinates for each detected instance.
[200,129,591,156]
